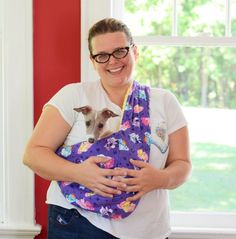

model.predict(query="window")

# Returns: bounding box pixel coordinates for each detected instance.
[81,0,236,237]
[123,0,236,213]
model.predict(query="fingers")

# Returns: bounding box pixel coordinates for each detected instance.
[103,168,127,177]
[90,156,111,164]
[115,176,137,185]
[87,177,124,198]
[91,177,127,198]
[94,185,120,198]
[92,188,115,198]
[130,159,147,168]
[127,192,144,202]
[126,169,139,178]
[102,177,127,192]
[84,156,150,198]
[123,185,139,192]
[94,180,140,198]
[89,159,153,201]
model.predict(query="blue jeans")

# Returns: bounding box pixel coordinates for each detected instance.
[48,204,119,239]
[48,204,169,239]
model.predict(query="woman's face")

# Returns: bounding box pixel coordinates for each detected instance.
[90,32,138,89]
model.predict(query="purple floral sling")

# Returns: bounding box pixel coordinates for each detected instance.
[56,81,151,220]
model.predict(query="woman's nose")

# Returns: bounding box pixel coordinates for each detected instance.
[108,55,119,64]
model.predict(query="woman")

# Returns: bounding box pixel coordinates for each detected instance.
[23,18,191,239]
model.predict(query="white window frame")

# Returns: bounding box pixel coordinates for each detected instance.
[0,0,41,238]
[81,1,236,238]
[0,0,4,224]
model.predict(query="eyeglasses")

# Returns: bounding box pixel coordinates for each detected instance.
[91,45,134,64]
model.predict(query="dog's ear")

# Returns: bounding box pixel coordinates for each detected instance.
[101,109,119,119]
[74,106,92,115]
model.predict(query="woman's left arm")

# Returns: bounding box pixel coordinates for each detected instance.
[162,125,192,189]
[118,126,192,201]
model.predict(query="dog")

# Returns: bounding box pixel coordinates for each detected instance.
[74,106,119,143]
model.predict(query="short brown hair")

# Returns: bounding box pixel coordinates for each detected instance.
[88,18,134,54]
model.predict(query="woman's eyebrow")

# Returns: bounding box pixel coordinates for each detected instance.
[94,46,128,55]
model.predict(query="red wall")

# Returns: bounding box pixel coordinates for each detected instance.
[33,1,81,238]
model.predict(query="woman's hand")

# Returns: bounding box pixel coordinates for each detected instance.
[113,159,165,202]
[75,156,128,198]
[113,126,191,201]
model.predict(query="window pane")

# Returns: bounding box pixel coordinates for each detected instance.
[171,108,236,212]
[124,0,228,37]
[124,0,172,36]
[178,0,225,36]
[135,46,236,212]
[135,46,236,108]
[232,0,236,36]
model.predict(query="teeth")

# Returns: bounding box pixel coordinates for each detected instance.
[109,67,122,73]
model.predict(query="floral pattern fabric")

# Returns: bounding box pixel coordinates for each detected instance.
[56,81,151,220]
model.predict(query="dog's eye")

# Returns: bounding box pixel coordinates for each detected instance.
[85,121,91,127]
[97,123,104,129]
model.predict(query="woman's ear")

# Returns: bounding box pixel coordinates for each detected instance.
[133,44,139,61]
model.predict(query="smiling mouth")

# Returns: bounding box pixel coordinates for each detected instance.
[107,66,124,74]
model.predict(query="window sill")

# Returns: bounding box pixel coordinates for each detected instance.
[170,227,236,239]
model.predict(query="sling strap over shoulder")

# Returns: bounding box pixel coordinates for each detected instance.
[56,81,151,220]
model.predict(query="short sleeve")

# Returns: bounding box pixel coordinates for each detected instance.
[165,91,187,135]
[44,83,80,126]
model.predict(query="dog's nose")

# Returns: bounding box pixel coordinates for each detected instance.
[88,138,95,143]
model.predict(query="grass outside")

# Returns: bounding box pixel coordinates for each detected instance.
[169,142,236,212]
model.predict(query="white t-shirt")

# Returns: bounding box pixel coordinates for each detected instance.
[45,80,187,239]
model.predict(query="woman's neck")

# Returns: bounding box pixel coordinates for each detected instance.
[101,81,132,108]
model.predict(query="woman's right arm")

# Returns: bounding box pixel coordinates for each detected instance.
[23,105,127,197]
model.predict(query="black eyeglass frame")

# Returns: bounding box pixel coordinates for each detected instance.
[91,44,134,64]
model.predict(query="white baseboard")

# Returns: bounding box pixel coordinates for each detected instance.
[0,224,41,239]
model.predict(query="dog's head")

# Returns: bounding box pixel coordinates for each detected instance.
[74,106,119,143]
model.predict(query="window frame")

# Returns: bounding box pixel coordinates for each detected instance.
[81,1,236,238]
[0,0,4,224]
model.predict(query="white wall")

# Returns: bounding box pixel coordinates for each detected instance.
[0,0,41,238]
